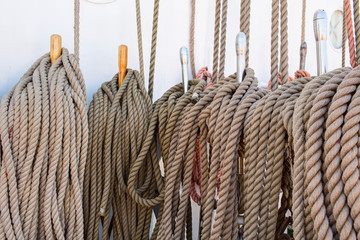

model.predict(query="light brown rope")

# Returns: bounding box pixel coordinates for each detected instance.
[0,49,88,240]
[240,0,251,68]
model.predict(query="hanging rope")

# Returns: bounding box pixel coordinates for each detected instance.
[0,49,88,240]
[343,3,347,68]
[353,0,360,65]
[345,0,356,68]
[190,0,196,79]
[301,0,306,44]
[0,0,87,238]
[240,0,251,68]
[83,0,161,239]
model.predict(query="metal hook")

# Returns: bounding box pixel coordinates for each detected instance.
[180,47,189,93]
[236,32,246,83]
[299,41,307,70]
[313,9,328,75]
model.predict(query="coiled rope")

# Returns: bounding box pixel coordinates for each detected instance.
[0,0,88,238]
[0,48,88,240]
[83,0,161,239]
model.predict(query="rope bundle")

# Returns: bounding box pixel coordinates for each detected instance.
[0,49,88,240]
[84,70,157,240]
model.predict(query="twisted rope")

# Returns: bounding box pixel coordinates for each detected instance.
[0,49,88,240]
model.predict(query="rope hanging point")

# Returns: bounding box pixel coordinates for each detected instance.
[118,45,128,87]
[236,32,246,83]
[313,9,328,75]
[180,47,189,93]
[50,34,62,64]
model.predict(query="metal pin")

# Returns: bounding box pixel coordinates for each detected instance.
[299,41,307,70]
[236,32,247,83]
[180,47,189,93]
[313,9,328,75]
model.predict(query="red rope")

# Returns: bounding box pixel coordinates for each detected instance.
[190,67,213,204]
[345,0,357,68]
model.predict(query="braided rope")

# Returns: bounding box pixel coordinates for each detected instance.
[270,0,280,90]
[190,0,196,79]
[301,0,306,43]
[353,0,360,65]
[345,0,357,68]
[0,49,88,240]
[240,0,251,68]
[343,4,347,68]
[279,0,289,84]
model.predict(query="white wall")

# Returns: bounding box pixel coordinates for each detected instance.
[0,0,346,102]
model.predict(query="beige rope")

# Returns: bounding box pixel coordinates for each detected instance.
[301,0,306,44]
[240,0,251,68]
[353,0,360,65]
[0,49,88,240]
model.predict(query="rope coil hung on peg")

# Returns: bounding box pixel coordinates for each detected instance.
[83,0,164,239]
[0,0,88,236]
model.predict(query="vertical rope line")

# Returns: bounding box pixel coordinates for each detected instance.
[353,0,360,65]
[301,0,306,43]
[279,0,289,84]
[190,0,196,79]
[240,0,251,68]
[345,0,356,68]
[148,0,160,101]
[135,0,145,81]
[218,0,228,81]
[270,0,280,90]
[343,4,347,67]
[74,0,80,61]
[212,0,222,82]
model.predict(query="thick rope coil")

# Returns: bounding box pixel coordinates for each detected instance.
[0,49,88,240]
[84,70,157,240]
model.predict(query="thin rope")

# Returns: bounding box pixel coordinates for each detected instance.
[217,0,228,81]
[270,0,280,90]
[148,0,160,100]
[190,0,196,79]
[240,0,251,68]
[301,0,306,43]
[135,0,145,80]
[353,0,360,65]
[345,0,356,67]
[343,4,347,67]
[279,0,289,84]
[74,0,80,60]
[212,0,222,82]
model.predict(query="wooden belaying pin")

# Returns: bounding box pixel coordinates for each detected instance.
[180,47,189,93]
[299,41,307,70]
[118,45,128,87]
[236,32,246,83]
[50,34,62,64]
[314,10,328,75]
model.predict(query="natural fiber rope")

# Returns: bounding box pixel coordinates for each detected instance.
[353,0,360,65]
[270,0,280,90]
[0,49,88,240]
[190,0,196,79]
[301,0,306,44]
[74,0,80,60]
[240,0,251,68]
[345,0,357,68]
[83,0,161,239]
[343,3,347,68]
[279,0,289,84]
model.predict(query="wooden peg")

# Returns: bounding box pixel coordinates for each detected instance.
[118,45,128,87]
[50,34,62,64]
